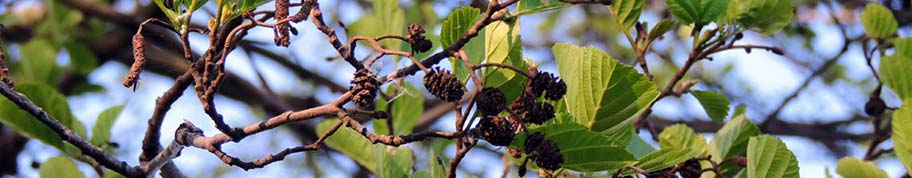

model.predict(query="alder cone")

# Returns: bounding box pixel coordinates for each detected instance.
[350,69,380,108]
[678,159,702,178]
[406,24,432,53]
[530,137,563,171]
[545,78,566,100]
[527,102,555,125]
[645,168,675,178]
[523,132,545,154]
[530,72,567,100]
[865,96,886,116]
[476,87,506,116]
[510,93,537,122]
[424,67,464,102]
[478,115,515,146]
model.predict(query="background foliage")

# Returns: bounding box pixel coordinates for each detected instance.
[0,0,910,177]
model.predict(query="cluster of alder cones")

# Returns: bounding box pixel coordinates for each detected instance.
[347,24,569,176]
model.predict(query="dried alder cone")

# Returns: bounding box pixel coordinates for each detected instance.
[406,24,432,53]
[424,67,464,102]
[478,115,515,146]
[476,87,506,116]
[511,93,556,125]
[865,96,886,116]
[523,132,563,171]
[677,159,702,178]
[350,69,381,108]
[530,71,567,101]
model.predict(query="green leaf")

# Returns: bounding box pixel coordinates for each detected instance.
[441,7,481,48]
[647,19,677,43]
[552,43,659,131]
[880,55,912,100]
[664,0,729,25]
[860,3,898,39]
[835,157,888,178]
[378,146,413,178]
[101,171,126,178]
[39,157,85,178]
[441,6,483,82]
[516,0,570,16]
[511,123,636,172]
[389,83,423,135]
[90,105,125,148]
[349,0,405,57]
[610,0,645,31]
[483,21,527,102]
[17,39,59,85]
[318,119,413,177]
[659,124,707,154]
[746,135,799,178]
[893,100,912,172]
[626,133,658,159]
[726,0,794,34]
[707,115,760,163]
[691,90,731,122]
[625,149,699,174]
[0,83,79,149]
[893,38,912,58]
[63,42,98,75]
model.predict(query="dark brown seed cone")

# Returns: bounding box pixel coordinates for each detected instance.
[406,24,432,53]
[530,138,563,171]
[123,33,146,90]
[530,72,551,97]
[678,159,703,178]
[510,92,536,122]
[524,132,545,154]
[479,115,515,146]
[730,156,748,167]
[423,67,464,102]
[645,167,675,178]
[476,87,506,116]
[531,72,567,100]
[526,102,555,125]
[865,96,886,116]
[545,78,567,100]
[350,69,380,108]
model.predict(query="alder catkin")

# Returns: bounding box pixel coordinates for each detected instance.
[274,0,291,47]
[123,33,145,90]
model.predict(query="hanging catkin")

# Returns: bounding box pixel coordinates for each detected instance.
[123,33,145,90]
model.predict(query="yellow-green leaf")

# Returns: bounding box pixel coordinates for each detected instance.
[552,43,659,132]
[880,55,912,100]
[727,0,794,34]
[708,115,760,162]
[893,100,912,172]
[39,157,85,178]
[836,157,888,178]
[691,90,731,122]
[659,124,708,154]
[746,135,799,178]
[861,3,898,39]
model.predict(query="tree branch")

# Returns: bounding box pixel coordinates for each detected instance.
[0,82,144,177]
